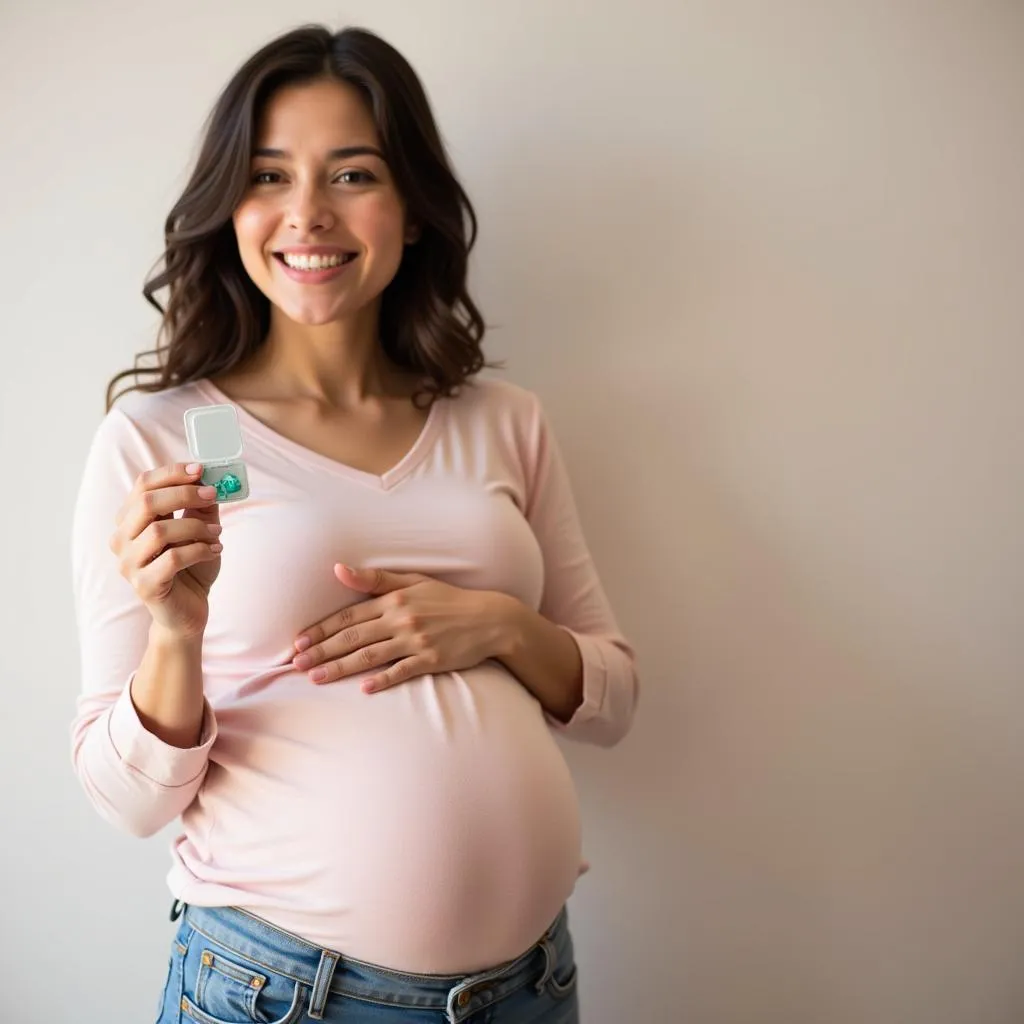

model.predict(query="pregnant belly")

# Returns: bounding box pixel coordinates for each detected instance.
[175,661,582,973]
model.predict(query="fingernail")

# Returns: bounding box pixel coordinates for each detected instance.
[198,486,217,499]
[309,668,327,683]
[294,636,311,652]
[293,653,312,669]
[186,463,202,475]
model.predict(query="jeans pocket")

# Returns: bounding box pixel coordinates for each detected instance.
[179,934,305,1024]
[546,959,578,1001]
[534,931,579,1003]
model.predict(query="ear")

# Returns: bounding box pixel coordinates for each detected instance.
[404,222,422,245]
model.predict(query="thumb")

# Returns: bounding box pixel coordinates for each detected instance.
[334,564,426,594]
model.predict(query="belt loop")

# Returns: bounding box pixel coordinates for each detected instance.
[445,980,470,1024]
[534,937,556,993]
[307,950,339,1020]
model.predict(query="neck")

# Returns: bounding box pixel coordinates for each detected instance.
[247,303,412,409]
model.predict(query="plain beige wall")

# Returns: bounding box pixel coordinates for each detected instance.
[1,1,1021,1021]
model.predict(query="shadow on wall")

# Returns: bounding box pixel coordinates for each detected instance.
[476,155,1024,1020]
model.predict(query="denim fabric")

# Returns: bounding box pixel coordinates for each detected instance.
[155,900,579,1024]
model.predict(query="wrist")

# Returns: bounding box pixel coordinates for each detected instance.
[149,621,205,651]
[486,592,526,661]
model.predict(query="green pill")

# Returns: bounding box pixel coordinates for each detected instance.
[215,473,242,500]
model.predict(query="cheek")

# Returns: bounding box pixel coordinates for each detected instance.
[232,203,272,274]
[351,195,407,261]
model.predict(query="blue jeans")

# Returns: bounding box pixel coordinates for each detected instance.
[155,900,580,1024]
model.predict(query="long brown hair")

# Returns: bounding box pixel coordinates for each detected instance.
[106,24,492,412]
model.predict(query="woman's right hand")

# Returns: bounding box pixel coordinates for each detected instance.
[109,462,224,640]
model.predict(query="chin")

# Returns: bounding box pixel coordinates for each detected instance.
[278,301,356,327]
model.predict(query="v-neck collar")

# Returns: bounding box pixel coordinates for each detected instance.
[193,377,446,492]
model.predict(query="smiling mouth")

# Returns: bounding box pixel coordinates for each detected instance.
[273,252,358,271]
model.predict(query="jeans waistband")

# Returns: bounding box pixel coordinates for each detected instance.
[177,901,569,1023]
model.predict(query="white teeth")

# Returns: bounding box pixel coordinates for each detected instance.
[281,252,349,270]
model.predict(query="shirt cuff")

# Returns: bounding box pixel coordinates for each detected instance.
[107,674,217,788]
[544,628,607,732]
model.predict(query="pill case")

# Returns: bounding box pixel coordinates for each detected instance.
[183,403,250,503]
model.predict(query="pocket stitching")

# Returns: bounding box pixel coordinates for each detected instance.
[197,950,266,1019]
[188,922,304,986]
[183,940,304,1024]
[180,979,305,1024]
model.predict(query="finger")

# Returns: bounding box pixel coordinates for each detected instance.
[293,616,391,670]
[132,541,222,602]
[181,497,222,526]
[120,483,219,542]
[362,657,429,693]
[116,463,204,526]
[111,464,208,554]
[335,564,427,594]
[307,639,405,685]
[295,598,385,653]
[129,517,224,570]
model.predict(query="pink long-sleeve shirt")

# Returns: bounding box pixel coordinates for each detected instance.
[70,375,637,973]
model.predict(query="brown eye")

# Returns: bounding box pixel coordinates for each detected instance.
[336,170,374,185]
[252,171,280,185]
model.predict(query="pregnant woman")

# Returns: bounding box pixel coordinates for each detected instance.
[70,24,638,1024]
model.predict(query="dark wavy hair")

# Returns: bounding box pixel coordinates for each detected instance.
[105,24,492,412]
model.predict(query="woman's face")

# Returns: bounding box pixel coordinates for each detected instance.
[232,77,414,328]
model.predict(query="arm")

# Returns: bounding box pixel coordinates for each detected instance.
[490,594,584,725]
[130,625,207,750]
[492,392,639,746]
[70,408,217,839]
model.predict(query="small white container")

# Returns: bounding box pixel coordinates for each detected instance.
[183,403,250,503]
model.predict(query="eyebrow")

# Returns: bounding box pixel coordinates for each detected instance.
[253,146,386,161]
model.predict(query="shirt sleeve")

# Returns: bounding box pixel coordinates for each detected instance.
[69,406,217,839]
[522,393,639,746]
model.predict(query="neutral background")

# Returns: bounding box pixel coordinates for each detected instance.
[1,1,1022,1021]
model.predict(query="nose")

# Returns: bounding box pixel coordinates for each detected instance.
[285,179,335,234]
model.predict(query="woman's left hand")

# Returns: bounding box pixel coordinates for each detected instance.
[292,565,514,692]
